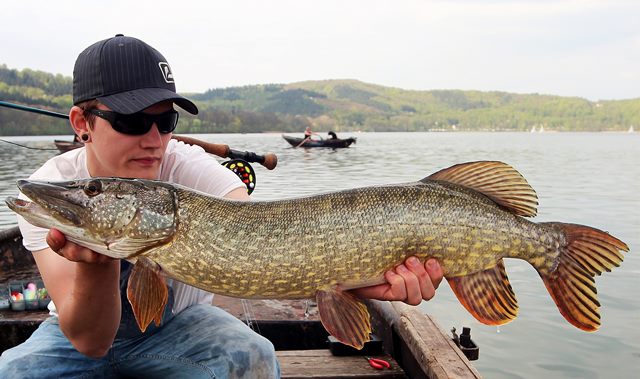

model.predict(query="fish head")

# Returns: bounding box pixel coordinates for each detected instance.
[6,178,178,259]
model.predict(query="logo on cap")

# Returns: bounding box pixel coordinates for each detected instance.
[158,62,174,83]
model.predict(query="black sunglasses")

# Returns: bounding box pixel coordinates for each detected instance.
[89,109,179,136]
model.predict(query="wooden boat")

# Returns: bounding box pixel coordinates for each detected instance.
[53,139,84,154]
[0,226,480,378]
[283,134,357,148]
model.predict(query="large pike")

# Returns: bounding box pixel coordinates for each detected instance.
[6,161,629,349]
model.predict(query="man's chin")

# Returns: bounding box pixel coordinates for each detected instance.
[122,164,161,180]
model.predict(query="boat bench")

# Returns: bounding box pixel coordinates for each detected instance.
[0,309,49,353]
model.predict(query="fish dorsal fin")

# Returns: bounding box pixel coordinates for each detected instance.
[447,260,519,325]
[127,256,168,332]
[425,161,538,217]
[316,288,372,349]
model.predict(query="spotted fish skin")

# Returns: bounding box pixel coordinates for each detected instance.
[7,161,629,349]
[149,181,553,299]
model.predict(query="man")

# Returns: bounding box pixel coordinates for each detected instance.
[0,34,443,378]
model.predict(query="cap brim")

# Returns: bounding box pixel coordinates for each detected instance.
[98,88,198,115]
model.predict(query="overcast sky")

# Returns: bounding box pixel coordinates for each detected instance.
[2,0,638,101]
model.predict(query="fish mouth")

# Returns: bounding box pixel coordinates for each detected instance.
[6,197,45,216]
[8,180,85,227]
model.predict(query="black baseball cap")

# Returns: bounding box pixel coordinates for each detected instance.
[73,34,198,115]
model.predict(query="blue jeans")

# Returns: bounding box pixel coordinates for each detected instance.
[0,304,280,378]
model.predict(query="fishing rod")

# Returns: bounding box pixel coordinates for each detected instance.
[0,101,277,170]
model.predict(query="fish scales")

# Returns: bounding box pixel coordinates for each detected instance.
[145,181,557,298]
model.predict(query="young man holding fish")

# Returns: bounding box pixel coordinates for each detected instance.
[0,35,443,378]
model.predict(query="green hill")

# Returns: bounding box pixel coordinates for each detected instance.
[1,64,638,135]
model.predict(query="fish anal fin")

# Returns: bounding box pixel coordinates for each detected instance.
[541,259,600,331]
[316,289,372,349]
[425,161,538,217]
[127,257,168,332]
[538,222,629,331]
[447,260,518,325]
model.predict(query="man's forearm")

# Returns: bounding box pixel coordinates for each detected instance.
[57,260,121,358]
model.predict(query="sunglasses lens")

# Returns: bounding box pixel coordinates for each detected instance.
[155,112,179,133]
[113,114,148,135]
[110,111,178,135]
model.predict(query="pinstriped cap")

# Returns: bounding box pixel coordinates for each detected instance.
[73,34,198,115]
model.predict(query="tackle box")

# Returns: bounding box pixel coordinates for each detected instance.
[6,279,50,311]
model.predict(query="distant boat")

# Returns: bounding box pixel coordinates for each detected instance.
[54,139,84,154]
[530,126,545,133]
[282,135,357,148]
[629,126,635,133]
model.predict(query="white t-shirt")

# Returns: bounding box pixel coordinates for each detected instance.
[17,139,244,315]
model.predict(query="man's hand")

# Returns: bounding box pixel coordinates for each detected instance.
[46,228,114,264]
[350,257,443,305]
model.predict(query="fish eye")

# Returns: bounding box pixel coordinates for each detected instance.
[84,180,102,197]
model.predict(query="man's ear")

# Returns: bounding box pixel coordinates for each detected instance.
[69,106,90,137]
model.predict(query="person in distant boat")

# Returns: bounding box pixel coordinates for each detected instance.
[303,126,317,139]
[298,126,320,147]
[328,131,338,139]
[0,34,444,379]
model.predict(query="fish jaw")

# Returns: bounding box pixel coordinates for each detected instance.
[13,179,88,226]
[7,178,179,259]
[6,196,72,227]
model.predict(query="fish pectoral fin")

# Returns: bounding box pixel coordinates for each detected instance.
[424,161,538,217]
[316,289,372,350]
[127,257,168,332]
[447,259,518,325]
[109,236,168,256]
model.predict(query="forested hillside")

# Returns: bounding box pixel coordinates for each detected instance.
[1,64,638,136]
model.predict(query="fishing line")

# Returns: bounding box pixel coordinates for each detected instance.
[0,139,58,151]
[240,299,261,335]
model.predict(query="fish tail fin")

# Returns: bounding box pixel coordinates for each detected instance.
[538,222,628,331]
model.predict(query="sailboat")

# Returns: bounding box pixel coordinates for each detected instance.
[629,126,635,133]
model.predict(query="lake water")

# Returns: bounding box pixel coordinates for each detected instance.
[1,132,638,378]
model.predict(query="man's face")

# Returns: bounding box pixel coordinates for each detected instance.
[85,101,174,180]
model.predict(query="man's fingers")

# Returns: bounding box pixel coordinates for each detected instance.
[394,264,422,305]
[425,259,444,290]
[46,228,66,252]
[405,257,436,301]
[384,270,407,301]
[46,229,113,264]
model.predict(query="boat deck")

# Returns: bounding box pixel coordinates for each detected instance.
[0,310,405,378]
[277,350,405,378]
[0,301,478,379]
[212,295,481,378]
